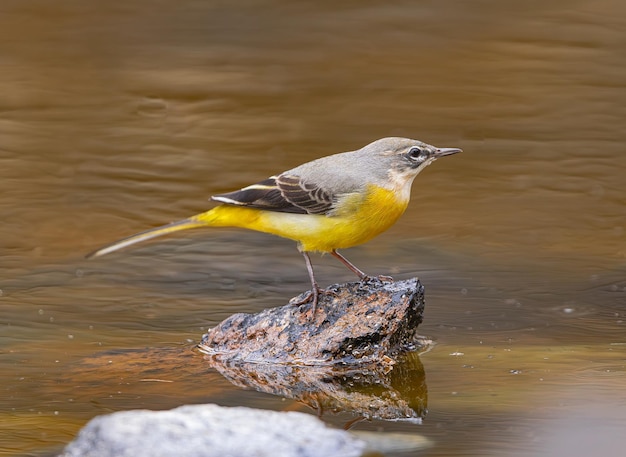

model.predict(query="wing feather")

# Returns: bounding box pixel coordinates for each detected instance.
[211,174,334,215]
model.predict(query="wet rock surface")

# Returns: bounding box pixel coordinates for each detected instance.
[199,278,425,366]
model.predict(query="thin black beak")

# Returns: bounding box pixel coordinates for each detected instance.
[434,147,462,158]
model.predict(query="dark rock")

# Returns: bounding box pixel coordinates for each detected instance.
[199,278,425,366]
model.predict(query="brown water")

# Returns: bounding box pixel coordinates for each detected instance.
[2,1,625,456]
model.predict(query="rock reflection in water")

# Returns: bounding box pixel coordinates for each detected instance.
[204,352,427,423]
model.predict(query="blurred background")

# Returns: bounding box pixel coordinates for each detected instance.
[1,1,625,456]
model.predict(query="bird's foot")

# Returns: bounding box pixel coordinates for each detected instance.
[289,287,322,309]
[289,290,314,306]
[289,286,339,312]
[360,274,394,284]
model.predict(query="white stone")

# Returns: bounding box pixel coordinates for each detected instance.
[59,404,365,457]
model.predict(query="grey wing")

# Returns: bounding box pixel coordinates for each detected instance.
[211,174,334,215]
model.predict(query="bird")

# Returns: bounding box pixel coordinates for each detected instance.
[87,137,461,309]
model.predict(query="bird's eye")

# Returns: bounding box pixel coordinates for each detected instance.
[408,147,428,161]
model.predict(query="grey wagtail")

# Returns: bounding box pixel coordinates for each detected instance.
[87,137,461,308]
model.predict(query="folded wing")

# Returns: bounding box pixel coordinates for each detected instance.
[211,174,334,215]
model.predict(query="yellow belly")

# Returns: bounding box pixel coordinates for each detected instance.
[198,184,409,252]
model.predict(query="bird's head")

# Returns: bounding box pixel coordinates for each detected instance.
[376,137,461,171]
[362,137,462,197]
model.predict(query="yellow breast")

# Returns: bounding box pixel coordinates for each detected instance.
[201,184,409,253]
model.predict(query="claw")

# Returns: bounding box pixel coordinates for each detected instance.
[375,274,394,282]
[358,274,394,285]
[289,286,321,310]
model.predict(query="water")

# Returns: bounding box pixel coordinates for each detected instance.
[1,1,625,456]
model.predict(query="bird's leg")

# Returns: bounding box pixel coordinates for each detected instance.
[302,250,320,309]
[330,250,368,279]
[331,249,393,282]
[289,249,321,310]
